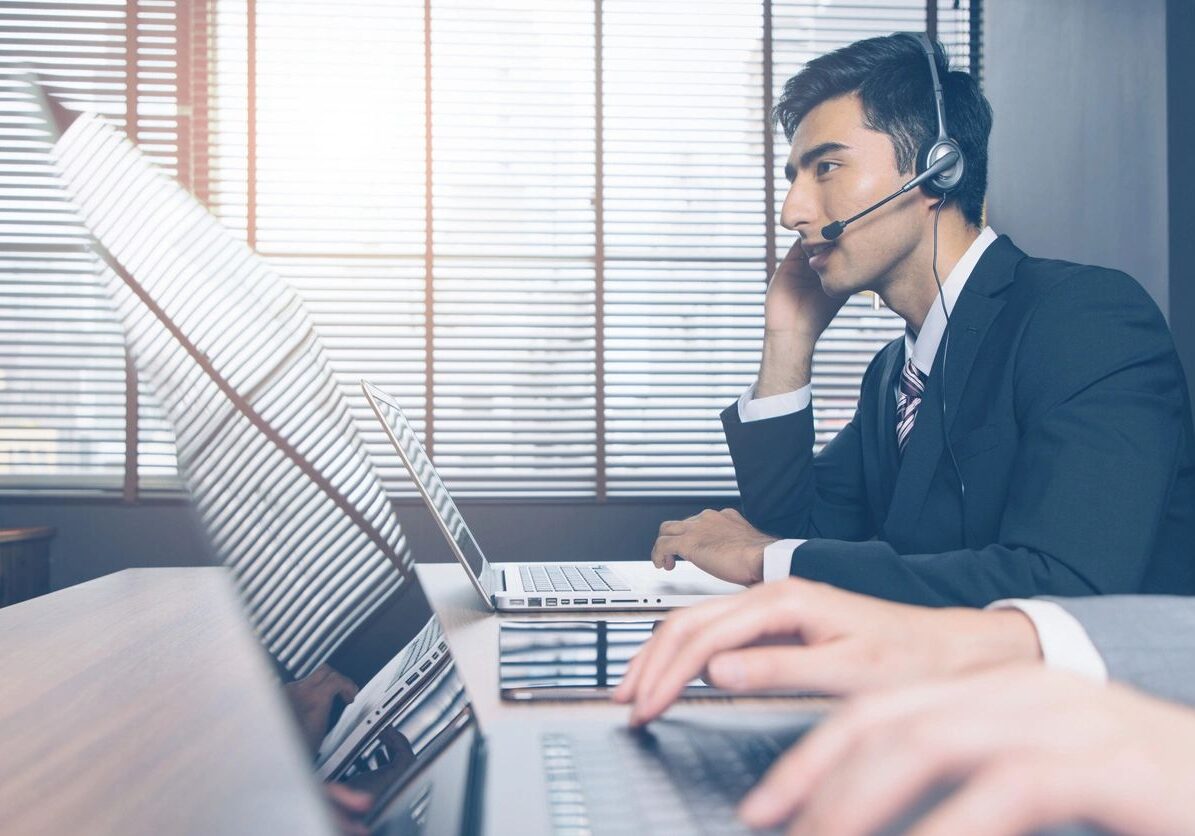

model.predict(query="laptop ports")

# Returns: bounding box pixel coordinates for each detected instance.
[591,598,606,605]
[573,598,588,605]
[545,598,558,606]
[527,597,542,607]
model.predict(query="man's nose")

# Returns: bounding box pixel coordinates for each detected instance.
[779,178,817,234]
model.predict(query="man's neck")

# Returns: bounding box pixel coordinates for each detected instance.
[880,218,981,333]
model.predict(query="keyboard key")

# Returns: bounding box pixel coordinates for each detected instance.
[563,566,590,592]
[538,725,796,836]
[579,568,610,590]
[595,567,632,591]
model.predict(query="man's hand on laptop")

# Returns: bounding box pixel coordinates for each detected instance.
[284,663,360,752]
[738,667,1195,836]
[611,577,1042,726]
[650,507,775,586]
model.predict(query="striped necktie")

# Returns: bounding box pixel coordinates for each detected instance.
[896,358,927,456]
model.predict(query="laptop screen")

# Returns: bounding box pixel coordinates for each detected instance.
[285,570,481,830]
[362,382,490,584]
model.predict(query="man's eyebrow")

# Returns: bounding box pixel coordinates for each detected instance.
[795,141,850,173]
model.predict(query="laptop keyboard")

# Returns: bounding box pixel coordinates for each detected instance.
[520,564,632,593]
[541,722,801,835]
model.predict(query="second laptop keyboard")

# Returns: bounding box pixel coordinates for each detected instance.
[520,564,632,593]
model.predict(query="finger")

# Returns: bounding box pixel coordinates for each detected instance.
[626,578,818,715]
[657,519,685,537]
[332,673,360,703]
[611,651,643,702]
[626,591,771,715]
[326,782,374,814]
[617,599,738,706]
[741,680,982,828]
[650,534,682,569]
[622,594,747,709]
[787,718,976,836]
[706,643,856,695]
[910,756,1079,836]
[631,585,814,725]
[619,594,750,720]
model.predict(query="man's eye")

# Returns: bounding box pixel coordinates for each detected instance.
[816,161,840,176]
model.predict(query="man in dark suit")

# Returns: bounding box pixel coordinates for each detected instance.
[649,34,1195,606]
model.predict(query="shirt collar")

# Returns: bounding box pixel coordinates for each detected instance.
[903,225,998,376]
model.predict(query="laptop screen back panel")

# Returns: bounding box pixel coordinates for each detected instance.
[362,381,500,606]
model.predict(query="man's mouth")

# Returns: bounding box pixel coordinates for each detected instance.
[803,240,835,268]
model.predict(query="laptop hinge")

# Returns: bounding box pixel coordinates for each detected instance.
[488,563,507,592]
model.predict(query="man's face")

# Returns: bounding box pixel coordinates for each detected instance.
[780,93,933,296]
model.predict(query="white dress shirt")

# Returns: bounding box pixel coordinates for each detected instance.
[986,598,1108,681]
[739,227,1107,679]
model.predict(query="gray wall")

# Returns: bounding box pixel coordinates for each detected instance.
[985,0,1169,312]
[1169,0,1195,399]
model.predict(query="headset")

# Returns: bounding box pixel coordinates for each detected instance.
[820,32,970,540]
[820,33,965,241]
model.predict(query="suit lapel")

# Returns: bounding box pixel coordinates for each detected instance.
[883,236,1024,541]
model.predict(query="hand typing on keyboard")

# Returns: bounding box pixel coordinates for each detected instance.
[611,576,1041,726]
[740,668,1195,836]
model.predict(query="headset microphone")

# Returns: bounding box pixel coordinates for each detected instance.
[821,149,959,241]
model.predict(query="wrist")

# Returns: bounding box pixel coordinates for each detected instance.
[946,608,1044,675]
[744,540,772,586]
[757,329,814,398]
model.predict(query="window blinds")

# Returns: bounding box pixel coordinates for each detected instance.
[1,0,976,499]
[0,0,190,493]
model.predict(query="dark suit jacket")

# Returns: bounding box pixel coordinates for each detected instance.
[722,235,1195,607]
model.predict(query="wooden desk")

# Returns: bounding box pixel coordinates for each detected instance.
[415,562,833,727]
[0,568,335,836]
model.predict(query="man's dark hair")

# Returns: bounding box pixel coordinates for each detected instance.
[774,34,992,226]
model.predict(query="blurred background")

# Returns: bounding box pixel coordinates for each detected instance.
[0,0,1189,595]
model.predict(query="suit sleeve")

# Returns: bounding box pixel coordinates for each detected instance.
[720,351,886,542]
[1046,595,1195,707]
[782,269,1190,606]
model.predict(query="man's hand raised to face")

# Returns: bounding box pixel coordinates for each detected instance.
[650,507,777,587]
[756,239,849,397]
[611,577,1042,726]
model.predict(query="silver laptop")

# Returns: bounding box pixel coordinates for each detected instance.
[362,380,741,612]
[304,525,811,835]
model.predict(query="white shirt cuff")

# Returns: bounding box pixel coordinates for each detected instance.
[987,598,1109,683]
[762,539,805,582]
[738,382,812,423]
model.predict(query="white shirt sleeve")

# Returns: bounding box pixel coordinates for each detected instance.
[986,598,1109,682]
[762,538,805,582]
[738,382,812,423]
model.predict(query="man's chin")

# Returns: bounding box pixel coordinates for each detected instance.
[816,270,865,300]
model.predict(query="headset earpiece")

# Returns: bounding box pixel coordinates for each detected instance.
[918,136,965,195]
[820,33,970,240]
[907,32,966,197]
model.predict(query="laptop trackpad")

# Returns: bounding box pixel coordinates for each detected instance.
[616,561,746,596]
